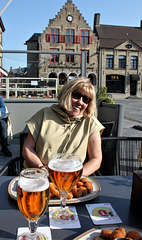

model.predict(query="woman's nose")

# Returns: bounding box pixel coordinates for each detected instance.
[78,97,84,104]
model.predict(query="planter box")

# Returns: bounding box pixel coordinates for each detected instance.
[98,102,124,137]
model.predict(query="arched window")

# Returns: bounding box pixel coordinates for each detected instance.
[131,56,138,69]
[106,55,114,69]
[119,56,126,69]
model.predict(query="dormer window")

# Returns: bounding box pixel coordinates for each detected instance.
[126,44,132,49]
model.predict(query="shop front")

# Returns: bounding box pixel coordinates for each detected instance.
[106,74,125,93]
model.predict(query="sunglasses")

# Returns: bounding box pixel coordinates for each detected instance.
[72,91,92,104]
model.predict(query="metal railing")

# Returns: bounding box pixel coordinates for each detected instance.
[0,50,87,79]
[0,50,87,99]
[101,137,142,176]
[0,77,58,99]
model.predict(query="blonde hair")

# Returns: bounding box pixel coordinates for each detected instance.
[58,78,97,118]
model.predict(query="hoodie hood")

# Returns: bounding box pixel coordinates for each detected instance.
[51,104,83,124]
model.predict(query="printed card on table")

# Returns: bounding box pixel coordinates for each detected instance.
[49,206,81,229]
[17,226,52,240]
[86,203,122,225]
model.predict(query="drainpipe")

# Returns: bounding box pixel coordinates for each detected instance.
[81,51,87,77]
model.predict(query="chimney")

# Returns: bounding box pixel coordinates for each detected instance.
[93,13,100,33]
[94,13,100,26]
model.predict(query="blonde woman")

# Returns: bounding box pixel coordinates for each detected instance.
[23,78,104,176]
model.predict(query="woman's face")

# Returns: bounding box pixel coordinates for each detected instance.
[65,91,91,117]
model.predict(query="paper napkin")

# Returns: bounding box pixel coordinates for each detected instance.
[49,206,81,229]
[17,226,52,240]
[86,203,122,225]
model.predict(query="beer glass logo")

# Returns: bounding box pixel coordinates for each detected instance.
[17,185,23,197]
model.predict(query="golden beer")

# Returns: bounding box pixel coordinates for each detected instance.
[48,158,83,191]
[17,175,49,221]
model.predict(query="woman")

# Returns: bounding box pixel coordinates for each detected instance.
[0,96,12,157]
[23,78,104,176]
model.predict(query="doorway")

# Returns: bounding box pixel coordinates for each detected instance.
[130,79,137,95]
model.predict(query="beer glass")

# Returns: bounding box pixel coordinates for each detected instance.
[48,153,83,223]
[17,168,49,240]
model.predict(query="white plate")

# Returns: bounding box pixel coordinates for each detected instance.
[8,176,101,205]
[73,225,142,240]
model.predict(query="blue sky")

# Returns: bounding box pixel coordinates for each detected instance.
[1,0,142,71]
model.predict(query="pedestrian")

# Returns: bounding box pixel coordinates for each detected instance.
[0,96,12,157]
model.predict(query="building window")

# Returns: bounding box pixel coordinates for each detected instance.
[66,50,74,63]
[119,55,126,69]
[65,29,74,43]
[50,49,59,62]
[80,30,89,44]
[131,56,138,69]
[126,44,132,49]
[106,55,114,69]
[50,29,59,43]
[81,50,89,63]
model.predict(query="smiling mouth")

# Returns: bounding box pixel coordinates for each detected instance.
[73,106,81,110]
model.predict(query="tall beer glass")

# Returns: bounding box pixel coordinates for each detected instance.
[48,153,83,223]
[17,168,49,240]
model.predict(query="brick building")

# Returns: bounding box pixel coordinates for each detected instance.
[25,0,99,88]
[25,0,142,96]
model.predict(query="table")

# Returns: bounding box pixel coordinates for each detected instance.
[0,175,141,240]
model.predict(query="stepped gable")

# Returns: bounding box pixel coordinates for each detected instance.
[45,0,90,30]
[0,17,5,32]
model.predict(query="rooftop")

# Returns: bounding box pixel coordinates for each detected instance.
[94,14,142,49]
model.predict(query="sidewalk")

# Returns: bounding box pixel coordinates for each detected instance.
[111,92,142,100]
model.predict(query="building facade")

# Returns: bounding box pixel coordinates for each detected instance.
[25,0,142,96]
[0,17,8,77]
[94,13,142,96]
[25,0,99,88]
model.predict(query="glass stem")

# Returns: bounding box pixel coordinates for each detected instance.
[28,220,38,234]
[60,190,68,210]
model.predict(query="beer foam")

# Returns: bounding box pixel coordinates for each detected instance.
[48,158,83,172]
[18,177,49,192]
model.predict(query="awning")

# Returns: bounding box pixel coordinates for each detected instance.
[130,74,140,81]
[0,67,8,76]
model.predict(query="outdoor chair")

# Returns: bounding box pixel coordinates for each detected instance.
[100,137,142,176]
[0,132,28,176]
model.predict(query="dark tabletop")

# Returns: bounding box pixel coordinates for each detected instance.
[0,175,141,240]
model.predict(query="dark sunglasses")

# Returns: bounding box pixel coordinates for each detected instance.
[72,91,92,104]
